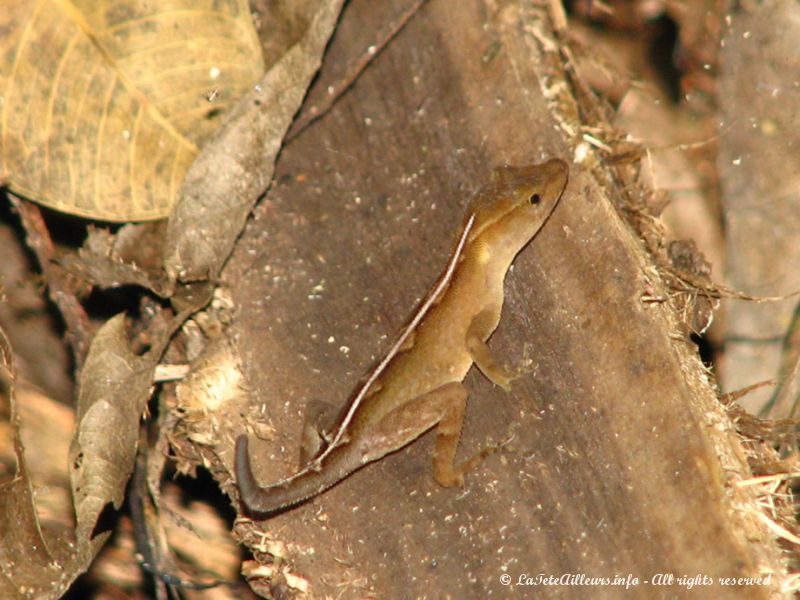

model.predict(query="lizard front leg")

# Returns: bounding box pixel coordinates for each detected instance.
[466,308,517,391]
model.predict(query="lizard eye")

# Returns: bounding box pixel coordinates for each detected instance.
[529,193,542,205]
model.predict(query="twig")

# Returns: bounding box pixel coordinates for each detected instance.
[548,0,568,32]
[285,0,429,143]
[8,194,93,369]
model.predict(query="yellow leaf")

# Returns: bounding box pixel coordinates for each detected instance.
[0,0,264,221]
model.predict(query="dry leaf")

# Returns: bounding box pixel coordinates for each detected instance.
[1,0,348,596]
[0,0,264,221]
[0,310,185,597]
[0,324,101,599]
[69,314,157,540]
[164,0,346,282]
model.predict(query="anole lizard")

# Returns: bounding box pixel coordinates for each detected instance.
[235,158,569,514]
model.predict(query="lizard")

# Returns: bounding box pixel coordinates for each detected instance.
[235,158,569,515]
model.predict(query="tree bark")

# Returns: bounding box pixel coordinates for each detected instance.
[222,1,787,597]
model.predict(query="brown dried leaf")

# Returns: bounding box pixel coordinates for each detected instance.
[68,314,156,540]
[0,298,198,597]
[164,0,346,282]
[0,0,264,221]
[60,224,171,295]
[0,324,100,599]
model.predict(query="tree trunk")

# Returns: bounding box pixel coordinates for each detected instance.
[223,1,787,598]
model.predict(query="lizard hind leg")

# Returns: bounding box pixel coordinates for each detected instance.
[299,399,340,466]
[358,382,500,489]
[432,384,503,488]
[381,382,498,488]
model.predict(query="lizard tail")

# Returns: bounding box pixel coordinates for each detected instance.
[234,435,353,515]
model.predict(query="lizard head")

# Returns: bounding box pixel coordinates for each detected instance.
[465,158,569,253]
